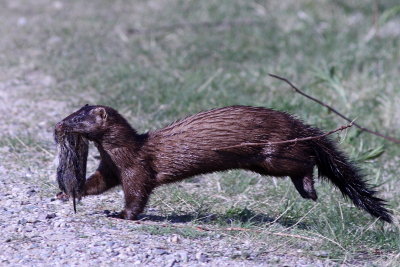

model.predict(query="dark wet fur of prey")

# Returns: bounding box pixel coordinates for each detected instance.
[55,131,88,213]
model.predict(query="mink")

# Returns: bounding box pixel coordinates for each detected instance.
[55,105,392,223]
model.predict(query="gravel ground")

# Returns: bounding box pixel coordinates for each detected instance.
[0,155,334,267]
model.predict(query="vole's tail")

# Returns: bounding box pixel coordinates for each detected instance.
[313,137,392,223]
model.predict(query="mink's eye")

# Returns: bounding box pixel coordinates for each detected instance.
[72,113,86,123]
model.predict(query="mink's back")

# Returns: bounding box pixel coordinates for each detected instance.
[146,106,315,182]
[153,106,294,141]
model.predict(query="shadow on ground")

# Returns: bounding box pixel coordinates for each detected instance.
[136,210,310,229]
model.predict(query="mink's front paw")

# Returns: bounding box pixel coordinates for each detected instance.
[56,192,69,202]
[123,209,139,220]
[104,209,138,220]
[104,210,124,219]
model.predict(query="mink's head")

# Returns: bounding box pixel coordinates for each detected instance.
[55,104,130,140]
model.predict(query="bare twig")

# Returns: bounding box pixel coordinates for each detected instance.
[308,232,346,251]
[213,122,353,151]
[269,73,400,144]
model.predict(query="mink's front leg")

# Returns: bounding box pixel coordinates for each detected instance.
[116,168,156,220]
[83,160,120,196]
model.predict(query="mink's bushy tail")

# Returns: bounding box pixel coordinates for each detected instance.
[312,137,392,223]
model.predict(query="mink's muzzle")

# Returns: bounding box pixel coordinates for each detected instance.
[55,121,63,133]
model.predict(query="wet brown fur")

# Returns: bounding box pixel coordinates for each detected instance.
[54,128,88,212]
[56,105,392,222]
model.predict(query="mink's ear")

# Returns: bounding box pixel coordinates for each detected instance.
[92,107,108,121]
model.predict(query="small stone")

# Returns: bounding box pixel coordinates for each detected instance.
[46,213,56,219]
[168,235,180,243]
[26,189,36,197]
[314,251,329,257]
[17,17,27,26]
[177,251,188,262]
[53,221,66,228]
[18,219,27,225]
[106,241,115,247]
[125,247,134,253]
[153,248,168,255]
[110,251,120,257]
[195,252,208,263]
[241,252,251,259]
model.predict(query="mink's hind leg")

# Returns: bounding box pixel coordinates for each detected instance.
[83,161,120,196]
[290,172,318,201]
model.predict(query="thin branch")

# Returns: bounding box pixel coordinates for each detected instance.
[213,122,353,151]
[269,73,400,144]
